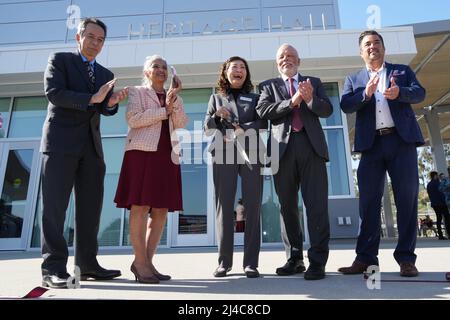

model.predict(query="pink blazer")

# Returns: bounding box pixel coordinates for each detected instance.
[125,86,188,155]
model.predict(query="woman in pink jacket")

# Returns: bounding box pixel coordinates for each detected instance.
[114,55,188,283]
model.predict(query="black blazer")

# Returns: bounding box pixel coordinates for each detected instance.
[40,51,118,158]
[204,92,267,155]
[256,75,333,161]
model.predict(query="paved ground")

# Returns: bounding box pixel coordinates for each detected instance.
[0,238,449,300]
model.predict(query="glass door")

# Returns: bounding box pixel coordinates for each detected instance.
[0,141,41,250]
[169,140,214,247]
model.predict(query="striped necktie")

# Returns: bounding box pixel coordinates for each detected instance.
[85,61,95,85]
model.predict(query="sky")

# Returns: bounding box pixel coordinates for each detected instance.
[338,0,450,29]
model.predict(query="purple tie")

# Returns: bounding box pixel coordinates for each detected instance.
[289,78,303,132]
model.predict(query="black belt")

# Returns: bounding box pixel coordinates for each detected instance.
[376,127,395,136]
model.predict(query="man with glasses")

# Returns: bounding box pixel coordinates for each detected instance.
[40,17,128,288]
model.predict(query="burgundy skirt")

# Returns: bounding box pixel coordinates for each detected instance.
[114,120,183,212]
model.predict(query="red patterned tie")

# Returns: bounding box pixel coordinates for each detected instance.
[289,78,303,132]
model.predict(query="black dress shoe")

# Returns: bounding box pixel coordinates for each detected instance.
[276,259,306,276]
[80,266,121,280]
[213,266,231,277]
[244,266,260,278]
[304,263,325,280]
[42,272,71,289]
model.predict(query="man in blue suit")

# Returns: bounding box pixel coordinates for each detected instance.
[339,30,425,277]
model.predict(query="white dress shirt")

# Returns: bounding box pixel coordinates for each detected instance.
[281,73,313,109]
[367,64,395,130]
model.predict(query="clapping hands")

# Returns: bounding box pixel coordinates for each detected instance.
[383,77,399,100]
[291,78,314,107]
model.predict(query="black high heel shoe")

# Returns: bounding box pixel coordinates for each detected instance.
[150,264,171,281]
[154,270,171,281]
[130,264,159,284]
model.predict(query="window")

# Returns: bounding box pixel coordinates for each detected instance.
[98,137,126,246]
[100,98,129,135]
[31,185,76,248]
[325,129,350,195]
[8,96,47,138]
[179,88,212,131]
[0,98,11,138]
[320,82,342,127]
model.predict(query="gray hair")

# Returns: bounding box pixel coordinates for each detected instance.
[77,17,107,37]
[277,43,299,59]
[142,55,166,87]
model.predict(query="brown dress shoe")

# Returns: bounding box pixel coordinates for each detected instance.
[338,260,370,274]
[399,262,419,277]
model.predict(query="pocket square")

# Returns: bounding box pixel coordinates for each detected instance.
[392,70,405,76]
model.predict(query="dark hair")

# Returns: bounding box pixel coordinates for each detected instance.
[430,171,438,179]
[358,30,384,48]
[77,17,107,38]
[216,56,253,96]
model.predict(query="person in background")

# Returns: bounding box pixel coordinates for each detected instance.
[235,198,246,233]
[114,55,188,283]
[427,171,450,239]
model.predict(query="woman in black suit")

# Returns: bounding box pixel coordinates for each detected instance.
[204,56,267,278]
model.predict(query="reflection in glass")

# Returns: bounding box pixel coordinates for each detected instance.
[100,99,128,135]
[32,138,128,248]
[0,149,33,238]
[261,176,281,243]
[9,96,47,138]
[324,129,350,195]
[0,98,11,138]
[320,82,342,127]
[99,138,126,246]
[179,89,211,131]
[31,186,75,247]
[178,142,207,234]
[261,175,305,243]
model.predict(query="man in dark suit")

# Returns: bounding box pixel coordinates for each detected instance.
[40,18,128,288]
[256,44,333,280]
[427,171,450,239]
[339,30,425,277]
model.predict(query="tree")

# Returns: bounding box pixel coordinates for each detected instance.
[417,146,433,189]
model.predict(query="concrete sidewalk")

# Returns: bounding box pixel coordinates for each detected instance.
[0,239,449,300]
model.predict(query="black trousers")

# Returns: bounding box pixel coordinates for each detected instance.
[41,138,105,275]
[432,205,450,238]
[273,131,330,266]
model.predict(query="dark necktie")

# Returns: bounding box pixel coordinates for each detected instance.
[289,78,303,132]
[85,61,95,85]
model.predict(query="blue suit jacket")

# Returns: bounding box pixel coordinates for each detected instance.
[340,62,425,152]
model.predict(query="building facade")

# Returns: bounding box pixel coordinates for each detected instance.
[0,0,419,250]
